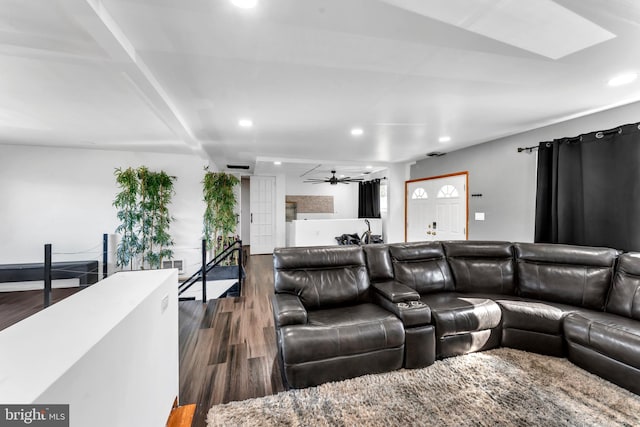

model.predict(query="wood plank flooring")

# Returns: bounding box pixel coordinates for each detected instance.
[0,287,82,331]
[179,254,285,427]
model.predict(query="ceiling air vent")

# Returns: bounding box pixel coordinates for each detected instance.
[426,152,446,157]
[226,164,250,170]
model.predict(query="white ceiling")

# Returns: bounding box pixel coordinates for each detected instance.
[1,0,640,172]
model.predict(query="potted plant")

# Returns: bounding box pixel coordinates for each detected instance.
[202,170,241,295]
[203,170,240,258]
[138,167,176,269]
[113,167,140,270]
[113,166,176,270]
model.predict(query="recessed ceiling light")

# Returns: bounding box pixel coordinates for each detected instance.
[238,118,253,128]
[273,161,281,166]
[351,128,364,136]
[439,136,451,143]
[365,165,373,169]
[231,0,258,9]
[608,72,638,87]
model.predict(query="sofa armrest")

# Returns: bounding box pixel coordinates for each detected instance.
[372,282,431,328]
[372,280,420,303]
[272,293,308,327]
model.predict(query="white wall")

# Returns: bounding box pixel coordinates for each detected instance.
[0,144,206,276]
[275,174,286,248]
[410,101,640,242]
[373,164,411,243]
[285,175,359,219]
[0,269,178,427]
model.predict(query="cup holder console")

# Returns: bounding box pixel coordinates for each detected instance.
[397,300,426,309]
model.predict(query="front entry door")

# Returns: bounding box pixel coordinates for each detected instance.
[406,173,468,242]
[250,176,276,254]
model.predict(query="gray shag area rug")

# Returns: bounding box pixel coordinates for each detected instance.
[207,348,640,426]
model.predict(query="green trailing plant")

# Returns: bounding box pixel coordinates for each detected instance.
[113,167,140,270]
[113,166,176,270]
[203,170,239,264]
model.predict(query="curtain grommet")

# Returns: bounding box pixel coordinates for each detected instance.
[595,131,604,139]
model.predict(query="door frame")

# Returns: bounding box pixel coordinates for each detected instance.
[404,171,469,241]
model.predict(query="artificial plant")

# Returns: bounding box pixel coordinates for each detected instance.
[138,168,176,269]
[113,167,140,270]
[113,166,176,270]
[202,170,239,264]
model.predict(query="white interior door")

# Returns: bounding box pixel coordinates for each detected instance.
[406,174,467,242]
[250,176,276,254]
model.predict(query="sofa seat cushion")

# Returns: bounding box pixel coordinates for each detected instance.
[564,311,640,370]
[420,293,502,338]
[496,297,588,335]
[280,303,404,364]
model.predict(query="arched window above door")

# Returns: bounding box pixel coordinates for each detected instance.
[411,187,428,199]
[437,185,459,198]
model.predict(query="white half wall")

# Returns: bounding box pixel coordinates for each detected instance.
[289,218,382,247]
[410,100,640,242]
[0,144,206,276]
[0,269,178,427]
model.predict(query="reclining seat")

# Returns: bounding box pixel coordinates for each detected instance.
[509,243,618,356]
[272,246,405,389]
[564,252,640,394]
[389,242,502,359]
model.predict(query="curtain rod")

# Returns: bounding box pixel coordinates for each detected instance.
[518,123,639,153]
[517,145,538,153]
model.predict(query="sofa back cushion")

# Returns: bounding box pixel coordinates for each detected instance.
[443,241,516,294]
[273,246,369,309]
[389,242,454,294]
[514,243,618,310]
[362,244,394,283]
[606,253,640,320]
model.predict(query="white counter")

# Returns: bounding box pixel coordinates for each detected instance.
[288,218,383,247]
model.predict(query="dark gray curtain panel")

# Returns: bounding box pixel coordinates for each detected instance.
[535,122,640,251]
[358,180,381,218]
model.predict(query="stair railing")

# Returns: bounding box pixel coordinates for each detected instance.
[178,239,244,301]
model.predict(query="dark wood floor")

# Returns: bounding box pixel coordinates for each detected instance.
[178,254,285,427]
[0,287,82,331]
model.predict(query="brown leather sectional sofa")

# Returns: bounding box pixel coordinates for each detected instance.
[271,241,640,394]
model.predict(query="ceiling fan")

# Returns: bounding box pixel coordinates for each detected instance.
[304,170,364,185]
